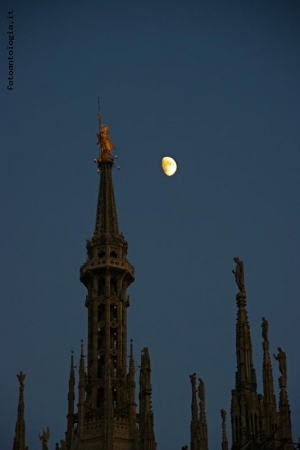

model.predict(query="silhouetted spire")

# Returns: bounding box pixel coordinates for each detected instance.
[275,348,293,448]
[261,318,278,443]
[93,121,119,239]
[78,341,86,435]
[235,291,256,390]
[139,348,156,450]
[198,378,208,450]
[12,372,27,450]
[231,258,261,449]
[128,340,137,436]
[66,352,75,450]
[220,409,228,450]
[190,373,199,450]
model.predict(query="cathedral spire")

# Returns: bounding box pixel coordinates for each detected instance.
[198,378,208,450]
[12,372,27,450]
[139,348,156,450]
[261,318,278,442]
[66,351,75,450]
[78,341,86,435]
[93,113,119,239]
[128,340,137,436]
[220,409,228,450]
[231,258,262,449]
[274,348,293,448]
[232,257,256,391]
[77,115,138,450]
[190,373,199,450]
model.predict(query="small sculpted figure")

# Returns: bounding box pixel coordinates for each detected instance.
[39,427,50,450]
[274,347,287,378]
[262,317,269,342]
[232,257,245,293]
[97,124,115,160]
[190,373,197,389]
[17,371,26,389]
[221,409,227,436]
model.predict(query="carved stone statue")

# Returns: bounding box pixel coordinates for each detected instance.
[232,257,245,293]
[262,317,269,342]
[274,347,287,378]
[190,373,197,389]
[97,124,115,160]
[39,427,50,450]
[17,371,26,389]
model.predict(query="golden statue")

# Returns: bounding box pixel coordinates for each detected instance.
[97,124,115,161]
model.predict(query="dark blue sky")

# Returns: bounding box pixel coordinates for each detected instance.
[1,1,300,449]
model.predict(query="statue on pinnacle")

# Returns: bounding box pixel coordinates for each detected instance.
[232,257,245,293]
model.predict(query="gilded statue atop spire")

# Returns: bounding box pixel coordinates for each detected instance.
[97,124,115,162]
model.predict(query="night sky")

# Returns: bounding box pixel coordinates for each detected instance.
[1,1,300,449]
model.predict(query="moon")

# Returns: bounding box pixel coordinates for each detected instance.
[162,156,177,176]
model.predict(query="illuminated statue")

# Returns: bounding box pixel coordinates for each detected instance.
[97,124,115,160]
[232,257,245,293]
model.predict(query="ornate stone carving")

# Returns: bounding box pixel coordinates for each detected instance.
[232,257,245,293]
[274,347,287,379]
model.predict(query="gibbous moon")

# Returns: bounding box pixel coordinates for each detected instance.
[162,156,177,176]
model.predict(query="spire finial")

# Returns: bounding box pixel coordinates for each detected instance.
[95,100,115,164]
[13,371,27,450]
[232,257,246,294]
[17,371,26,389]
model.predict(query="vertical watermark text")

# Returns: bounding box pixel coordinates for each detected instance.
[7,10,14,91]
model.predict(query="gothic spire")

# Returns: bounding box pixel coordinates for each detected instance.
[275,348,293,448]
[232,257,256,391]
[231,258,261,449]
[190,373,199,450]
[198,378,208,450]
[139,348,156,450]
[78,341,86,435]
[75,114,142,450]
[12,372,27,450]
[128,340,137,436]
[220,409,228,450]
[93,118,120,240]
[66,352,75,450]
[261,318,278,442]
